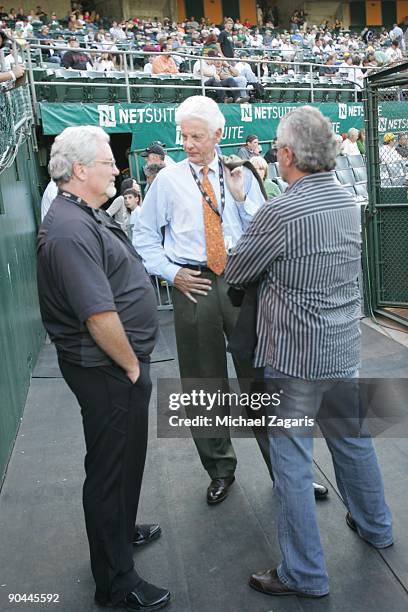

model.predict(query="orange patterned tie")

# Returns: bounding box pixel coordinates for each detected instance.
[201,166,227,275]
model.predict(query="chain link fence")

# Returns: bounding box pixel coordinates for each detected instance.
[363,61,408,318]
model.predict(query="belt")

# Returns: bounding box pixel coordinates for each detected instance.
[174,263,215,273]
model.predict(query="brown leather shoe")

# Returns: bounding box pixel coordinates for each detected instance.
[345,512,393,549]
[206,476,235,504]
[249,568,328,598]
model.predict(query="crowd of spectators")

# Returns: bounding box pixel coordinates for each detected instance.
[1,5,408,75]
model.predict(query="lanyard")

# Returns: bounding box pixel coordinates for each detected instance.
[60,190,84,205]
[189,159,225,218]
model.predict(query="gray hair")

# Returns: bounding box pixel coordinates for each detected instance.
[175,95,225,135]
[348,127,359,138]
[277,106,337,172]
[144,162,165,177]
[48,126,110,185]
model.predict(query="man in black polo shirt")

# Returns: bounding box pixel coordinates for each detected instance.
[37,126,170,611]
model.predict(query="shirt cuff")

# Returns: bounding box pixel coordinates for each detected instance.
[242,196,260,216]
[163,262,182,284]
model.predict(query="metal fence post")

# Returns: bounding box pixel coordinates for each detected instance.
[310,63,314,102]
[123,50,131,103]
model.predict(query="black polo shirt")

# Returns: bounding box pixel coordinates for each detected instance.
[37,191,158,367]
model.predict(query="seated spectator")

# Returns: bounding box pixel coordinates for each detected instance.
[109,20,126,41]
[386,40,403,64]
[380,132,405,185]
[61,37,93,70]
[95,52,115,72]
[193,50,240,103]
[338,53,353,78]
[143,56,154,73]
[214,56,249,101]
[203,31,218,54]
[396,134,408,158]
[319,54,337,76]
[348,55,364,89]
[341,128,360,156]
[16,6,25,20]
[380,132,404,164]
[263,139,278,163]
[237,134,261,160]
[233,56,264,99]
[151,43,178,74]
[312,38,324,58]
[357,128,366,155]
[250,155,281,199]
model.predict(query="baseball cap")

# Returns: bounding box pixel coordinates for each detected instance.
[140,143,165,157]
[383,132,395,143]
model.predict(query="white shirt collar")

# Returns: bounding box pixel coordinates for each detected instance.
[189,152,219,176]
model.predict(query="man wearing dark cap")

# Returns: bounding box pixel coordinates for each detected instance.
[61,37,93,70]
[140,143,166,166]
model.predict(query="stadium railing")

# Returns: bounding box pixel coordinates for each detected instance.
[21,44,362,111]
[0,44,35,174]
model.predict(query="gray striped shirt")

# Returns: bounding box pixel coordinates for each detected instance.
[224,172,361,378]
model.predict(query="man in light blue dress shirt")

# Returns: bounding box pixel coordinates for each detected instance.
[135,95,270,505]
[134,96,327,505]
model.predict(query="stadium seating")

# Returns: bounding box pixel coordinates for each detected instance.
[267,155,369,203]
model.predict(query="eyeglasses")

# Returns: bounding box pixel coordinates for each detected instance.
[93,159,118,169]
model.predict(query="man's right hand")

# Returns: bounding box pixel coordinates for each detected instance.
[12,65,25,79]
[126,361,140,384]
[174,268,212,304]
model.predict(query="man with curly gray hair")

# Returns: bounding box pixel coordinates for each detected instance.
[225,106,393,598]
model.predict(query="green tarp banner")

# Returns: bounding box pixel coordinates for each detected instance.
[39,102,408,152]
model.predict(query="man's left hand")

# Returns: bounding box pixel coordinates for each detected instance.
[224,166,246,202]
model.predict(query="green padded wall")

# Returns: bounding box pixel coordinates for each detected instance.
[0,138,44,484]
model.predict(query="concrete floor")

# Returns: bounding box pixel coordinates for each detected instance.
[0,313,407,612]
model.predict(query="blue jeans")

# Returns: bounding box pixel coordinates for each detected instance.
[264,367,393,596]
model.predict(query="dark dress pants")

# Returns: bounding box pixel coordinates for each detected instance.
[58,359,152,605]
[204,77,240,102]
[172,271,273,480]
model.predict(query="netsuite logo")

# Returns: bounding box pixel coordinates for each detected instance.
[338,103,347,120]
[378,117,387,132]
[97,105,116,127]
[241,104,253,122]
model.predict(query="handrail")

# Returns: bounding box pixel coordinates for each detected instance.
[0,42,34,172]
[0,42,373,123]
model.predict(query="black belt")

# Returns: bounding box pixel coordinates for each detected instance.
[174,263,215,273]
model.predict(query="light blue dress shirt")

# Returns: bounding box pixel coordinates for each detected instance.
[134,154,265,283]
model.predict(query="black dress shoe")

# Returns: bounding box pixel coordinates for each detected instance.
[95,578,170,610]
[133,524,162,546]
[313,482,329,500]
[206,476,235,504]
[345,512,393,549]
[249,568,328,598]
